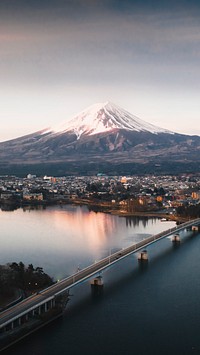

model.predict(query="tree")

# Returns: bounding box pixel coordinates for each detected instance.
[27,264,34,273]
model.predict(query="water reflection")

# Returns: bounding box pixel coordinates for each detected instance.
[0,205,176,279]
[1,204,19,212]
[125,216,154,227]
[49,207,115,251]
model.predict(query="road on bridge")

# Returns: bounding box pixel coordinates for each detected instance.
[1,218,199,329]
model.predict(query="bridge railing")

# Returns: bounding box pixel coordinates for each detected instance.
[1,217,200,330]
[41,218,200,294]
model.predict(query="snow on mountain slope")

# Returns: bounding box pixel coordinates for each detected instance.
[44,101,173,139]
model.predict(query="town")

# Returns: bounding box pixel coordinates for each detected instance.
[0,173,200,219]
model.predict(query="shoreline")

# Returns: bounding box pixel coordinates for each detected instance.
[70,199,187,223]
[109,210,187,223]
[0,197,187,224]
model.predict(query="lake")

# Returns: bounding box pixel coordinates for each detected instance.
[0,204,175,280]
[2,205,200,355]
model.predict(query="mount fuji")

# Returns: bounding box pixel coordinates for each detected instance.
[0,101,200,175]
[44,101,172,138]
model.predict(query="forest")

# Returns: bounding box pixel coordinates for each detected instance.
[0,262,53,307]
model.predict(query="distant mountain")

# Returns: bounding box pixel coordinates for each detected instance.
[44,101,173,137]
[0,102,200,176]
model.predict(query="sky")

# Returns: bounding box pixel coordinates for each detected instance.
[0,0,200,141]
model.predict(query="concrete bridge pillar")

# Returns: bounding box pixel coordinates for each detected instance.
[138,250,148,261]
[38,306,41,315]
[172,234,180,243]
[90,276,104,295]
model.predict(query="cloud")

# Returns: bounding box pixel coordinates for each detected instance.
[0,0,200,140]
[1,6,200,86]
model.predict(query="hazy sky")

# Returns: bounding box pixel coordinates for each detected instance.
[0,0,200,141]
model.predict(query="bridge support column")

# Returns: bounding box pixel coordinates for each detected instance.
[38,306,41,315]
[172,234,180,243]
[138,250,148,262]
[90,276,104,295]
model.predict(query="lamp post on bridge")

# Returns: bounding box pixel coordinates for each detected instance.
[72,265,81,283]
[108,247,113,264]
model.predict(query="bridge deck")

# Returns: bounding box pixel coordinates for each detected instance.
[1,218,200,329]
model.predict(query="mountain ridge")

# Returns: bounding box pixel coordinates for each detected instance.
[43,101,174,139]
[0,101,200,176]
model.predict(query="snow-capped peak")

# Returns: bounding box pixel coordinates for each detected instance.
[44,101,173,138]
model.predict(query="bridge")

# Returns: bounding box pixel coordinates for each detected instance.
[1,217,200,348]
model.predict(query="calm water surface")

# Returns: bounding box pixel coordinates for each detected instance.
[0,205,174,280]
[1,205,200,355]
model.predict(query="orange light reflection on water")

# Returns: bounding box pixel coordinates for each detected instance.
[48,208,116,252]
